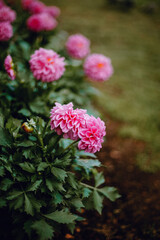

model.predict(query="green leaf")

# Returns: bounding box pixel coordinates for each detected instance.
[19,162,35,173]
[93,190,103,214]
[37,162,49,171]
[0,113,4,128]
[51,167,67,182]
[0,166,5,177]
[0,198,6,208]
[98,187,121,202]
[27,180,42,192]
[44,210,77,224]
[24,194,34,216]
[83,188,92,198]
[11,194,24,210]
[18,108,31,117]
[32,220,54,240]
[46,179,54,192]
[0,127,12,147]
[23,149,35,159]
[70,198,84,210]
[67,173,78,189]
[76,159,101,170]
[94,172,105,187]
[54,192,63,205]
[77,151,97,159]
[17,140,34,147]
[0,178,13,191]
[7,190,23,200]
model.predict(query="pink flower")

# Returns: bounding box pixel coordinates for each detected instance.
[27,13,57,32]
[78,115,106,153]
[65,34,90,59]
[4,55,16,80]
[29,48,65,82]
[0,6,16,22]
[50,102,87,140]
[29,0,45,14]
[0,0,5,8]
[21,0,34,10]
[44,6,60,18]
[0,22,13,41]
[84,53,113,82]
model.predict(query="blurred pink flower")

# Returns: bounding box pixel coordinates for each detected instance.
[0,0,5,8]
[0,6,16,23]
[50,102,86,140]
[21,0,34,10]
[29,48,65,82]
[29,0,45,14]
[84,53,113,82]
[44,6,60,18]
[66,34,90,59]
[4,55,16,80]
[0,22,13,41]
[27,13,57,32]
[78,115,106,153]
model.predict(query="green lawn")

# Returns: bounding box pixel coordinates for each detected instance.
[45,0,160,171]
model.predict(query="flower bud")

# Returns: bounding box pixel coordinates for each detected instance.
[21,122,34,133]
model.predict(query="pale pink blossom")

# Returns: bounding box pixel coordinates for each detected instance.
[84,53,113,82]
[29,0,45,14]
[66,34,90,59]
[4,55,16,80]
[50,102,86,140]
[21,0,34,10]
[44,6,60,18]
[29,48,65,82]
[27,13,57,32]
[78,115,106,153]
[0,22,13,41]
[0,6,16,22]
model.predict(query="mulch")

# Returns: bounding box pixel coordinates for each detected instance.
[56,117,160,240]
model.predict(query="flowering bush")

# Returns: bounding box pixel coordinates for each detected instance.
[0,1,119,239]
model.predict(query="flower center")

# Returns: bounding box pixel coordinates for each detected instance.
[77,42,84,48]
[47,58,54,64]
[97,63,104,68]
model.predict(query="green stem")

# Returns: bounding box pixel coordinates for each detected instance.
[80,182,95,190]
[61,139,79,155]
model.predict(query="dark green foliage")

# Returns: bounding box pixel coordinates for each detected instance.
[0,116,120,239]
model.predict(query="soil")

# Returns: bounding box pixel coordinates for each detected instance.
[56,116,160,240]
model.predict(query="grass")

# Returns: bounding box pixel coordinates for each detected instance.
[45,0,160,171]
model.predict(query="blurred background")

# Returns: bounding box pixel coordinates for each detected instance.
[43,0,160,172]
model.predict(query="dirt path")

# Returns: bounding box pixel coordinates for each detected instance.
[56,117,160,240]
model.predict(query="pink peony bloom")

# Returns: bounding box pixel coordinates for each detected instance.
[4,55,16,80]
[65,34,90,59]
[0,22,13,41]
[50,102,87,140]
[0,6,16,23]
[21,0,34,10]
[78,115,106,153]
[44,6,60,18]
[29,48,65,82]
[29,0,45,14]
[84,53,113,82]
[27,13,57,32]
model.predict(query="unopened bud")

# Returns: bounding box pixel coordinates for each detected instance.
[21,122,34,133]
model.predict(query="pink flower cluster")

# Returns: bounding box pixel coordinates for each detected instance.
[29,48,66,82]
[0,3,16,41]
[27,13,57,32]
[84,53,113,82]
[22,0,60,32]
[4,55,16,80]
[50,102,106,153]
[65,34,90,59]
[0,6,16,23]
